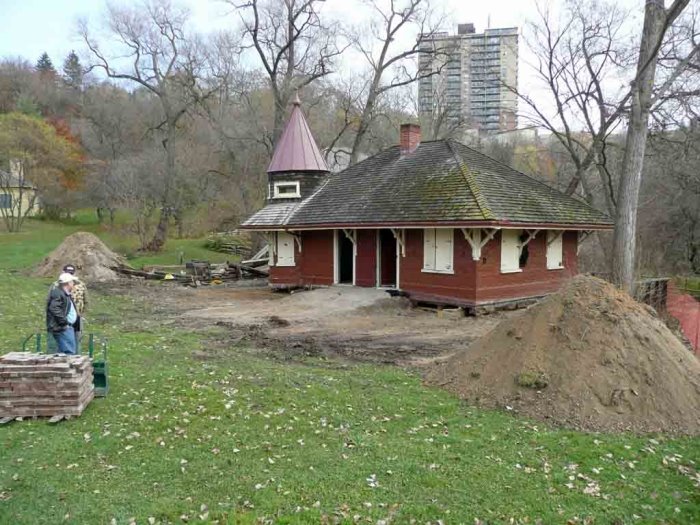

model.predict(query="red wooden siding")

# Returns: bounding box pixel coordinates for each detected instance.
[268,229,579,307]
[399,229,478,304]
[268,230,334,287]
[355,229,377,287]
[474,230,578,303]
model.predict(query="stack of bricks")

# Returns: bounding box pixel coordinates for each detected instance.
[0,352,94,418]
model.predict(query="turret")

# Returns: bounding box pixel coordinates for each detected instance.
[266,94,329,203]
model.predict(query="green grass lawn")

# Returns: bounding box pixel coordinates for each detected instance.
[0,221,699,524]
[1,215,232,269]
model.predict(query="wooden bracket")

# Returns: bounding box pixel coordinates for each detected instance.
[518,229,540,255]
[288,231,302,253]
[578,230,593,243]
[461,228,498,261]
[267,232,277,265]
[390,228,406,257]
[546,230,564,246]
[342,228,356,245]
[577,230,593,255]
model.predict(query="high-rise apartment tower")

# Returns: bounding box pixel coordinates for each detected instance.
[418,23,518,134]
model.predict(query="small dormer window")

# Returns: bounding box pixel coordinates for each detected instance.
[273,181,301,199]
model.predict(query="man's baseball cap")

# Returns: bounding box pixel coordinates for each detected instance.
[63,264,76,274]
[58,273,76,284]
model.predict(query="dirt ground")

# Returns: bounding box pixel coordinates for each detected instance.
[97,279,509,366]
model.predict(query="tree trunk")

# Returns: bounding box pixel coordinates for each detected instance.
[146,117,176,251]
[144,206,171,252]
[349,87,379,166]
[272,90,289,148]
[174,208,184,238]
[611,0,667,294]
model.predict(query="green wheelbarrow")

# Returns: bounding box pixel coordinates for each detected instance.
[21,332,109,397]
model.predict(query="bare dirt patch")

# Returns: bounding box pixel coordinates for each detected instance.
[33,232,125,281]
[424,275,700,435]
[163,284,508,365]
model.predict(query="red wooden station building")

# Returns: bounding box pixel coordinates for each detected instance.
[241,98,613,311]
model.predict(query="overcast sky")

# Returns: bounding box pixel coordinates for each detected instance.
[0,0,546,63]
[0,0,649,126]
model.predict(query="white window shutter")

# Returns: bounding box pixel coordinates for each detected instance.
[500,230,520,272]
[546,231,564,269]
[435,229,454,272]
[276,232,295,267]
[423,228,435,270]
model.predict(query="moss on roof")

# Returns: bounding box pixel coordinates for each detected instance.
[242,139,613,228]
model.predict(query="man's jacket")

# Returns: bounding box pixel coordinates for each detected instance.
[49,279,87,315]
[46,286,72,333]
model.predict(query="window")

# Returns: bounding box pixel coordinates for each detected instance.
[423,228,454,273]
[273,181,301,199]
[0,194,11,209]
[275,232,295,267]
[500,229,522,273]
[546,231,564,270]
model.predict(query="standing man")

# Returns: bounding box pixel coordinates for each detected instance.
[61,264,87,346]
[61,264,87,317]
[46,273,78,355]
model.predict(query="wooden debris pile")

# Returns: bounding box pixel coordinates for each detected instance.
[0,353,94,419]
[112,261,268,286]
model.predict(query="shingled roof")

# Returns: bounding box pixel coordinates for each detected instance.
[242,139,613,229]
[267,94,328,173]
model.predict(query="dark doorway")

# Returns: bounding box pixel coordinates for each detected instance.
[378,229,397,287]
[338,232,354,284]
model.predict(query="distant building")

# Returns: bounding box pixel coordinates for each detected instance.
[418,23,519,134]
[0,160,37,218]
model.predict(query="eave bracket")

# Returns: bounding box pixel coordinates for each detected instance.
[461,227,498,261]
[342,228,356,245]
[390,228,406,257]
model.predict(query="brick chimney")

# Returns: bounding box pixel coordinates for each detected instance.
[400,123,421,155]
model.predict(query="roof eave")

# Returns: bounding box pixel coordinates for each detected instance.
[239,220,614,231]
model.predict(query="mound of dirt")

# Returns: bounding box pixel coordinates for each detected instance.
[425,275,700,434]
[33,232,126,282]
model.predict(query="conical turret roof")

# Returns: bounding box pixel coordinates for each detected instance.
[267,94,328,173]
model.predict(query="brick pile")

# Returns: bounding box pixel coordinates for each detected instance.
[0,352,94,418]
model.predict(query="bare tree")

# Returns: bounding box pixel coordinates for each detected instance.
[639,125,700,275]
[513,0,699,291]
[227,0,343,147]
[79,84,153,225]
[80,0,220,251]
[612,0,693,292]
[512,1,636,215]
[347,0,445,165]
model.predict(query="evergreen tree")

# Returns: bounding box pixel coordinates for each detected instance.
[62,50,83,89]
[35,52,56,77]
[15,94,41,117]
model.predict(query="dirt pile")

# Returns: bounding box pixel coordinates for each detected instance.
[33,232,126,282]
[425,275,700,434]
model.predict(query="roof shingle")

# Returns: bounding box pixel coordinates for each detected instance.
[242,139,613,229]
